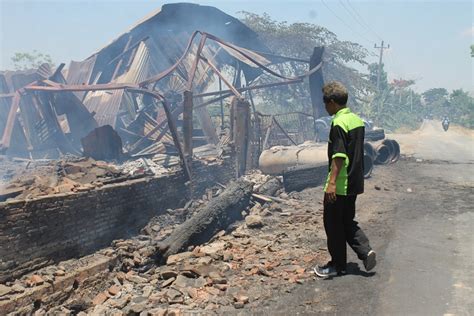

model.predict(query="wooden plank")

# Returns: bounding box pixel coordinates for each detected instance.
[309,47,325,119]
[182,90,193,158]
[0,92,21,152]
[186,34,207,91]
[262,116,274,150]
[233,98,250,177]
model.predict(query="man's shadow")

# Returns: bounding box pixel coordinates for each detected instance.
[346,262,376,277]
[323,262,376,280]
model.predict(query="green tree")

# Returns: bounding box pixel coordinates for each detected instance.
[238,12,371,114]
[422,88,448,104]
[448,89,474,128]
[368,62,388,92]
[422,88,449,118]
[11,50,54,70]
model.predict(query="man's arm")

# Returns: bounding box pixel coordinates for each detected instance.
[325,157,344,203]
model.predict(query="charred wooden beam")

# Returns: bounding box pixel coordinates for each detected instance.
[219,78,224,129]
[0,92,21,152]
[232,98,251,177]
[309,47,325,119]
[182,90,193,159]
[156,178,253,261]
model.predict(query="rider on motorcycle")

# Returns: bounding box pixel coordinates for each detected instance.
[442,116,450,131]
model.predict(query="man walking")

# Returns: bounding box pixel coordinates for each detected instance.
[314,81,376,278]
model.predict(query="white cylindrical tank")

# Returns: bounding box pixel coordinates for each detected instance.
[259,141,327,175]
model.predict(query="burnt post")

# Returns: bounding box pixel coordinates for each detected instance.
[309,47,325,120]
[182,90,193,160]
[231,97,251,177]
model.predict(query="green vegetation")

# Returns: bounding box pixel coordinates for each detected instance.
[239,13,473,130]
[367,64,473,130]
[239,12,371,115]
[11,50,54,70]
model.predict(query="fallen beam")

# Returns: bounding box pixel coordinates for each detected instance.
[156,178,253,261]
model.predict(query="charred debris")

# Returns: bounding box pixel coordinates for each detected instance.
[0,2,399,202]
[0,3,324,183]
[0,4,403,314]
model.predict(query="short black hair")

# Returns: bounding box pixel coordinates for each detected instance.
[322,81,348,106]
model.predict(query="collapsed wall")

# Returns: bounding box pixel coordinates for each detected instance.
[0,159,234,283]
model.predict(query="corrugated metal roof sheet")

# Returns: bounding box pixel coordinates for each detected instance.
[66,56,98,100]
[83,41,153,128]
[83,90,124,128]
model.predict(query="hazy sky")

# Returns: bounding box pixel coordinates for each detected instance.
[0,0,472,93]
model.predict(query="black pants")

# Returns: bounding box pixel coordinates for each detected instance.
[323,194,371,271]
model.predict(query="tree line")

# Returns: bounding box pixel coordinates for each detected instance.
[9,13,473,130]
[239,12,473,130]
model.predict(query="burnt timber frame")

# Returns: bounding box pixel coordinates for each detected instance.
[0,31,324,180]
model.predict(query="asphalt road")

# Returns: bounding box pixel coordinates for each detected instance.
[253,121,474,315]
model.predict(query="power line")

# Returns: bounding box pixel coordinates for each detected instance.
[338,0,380,43]
[320,0,374,46]
[344,0,383,41]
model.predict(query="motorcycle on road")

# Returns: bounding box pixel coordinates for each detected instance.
[442,119,450,132]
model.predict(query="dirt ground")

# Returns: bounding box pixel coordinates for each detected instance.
[252,120,474,315]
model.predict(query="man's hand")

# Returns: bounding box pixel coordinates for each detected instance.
[325,181,337,203]
[324,157,344,204]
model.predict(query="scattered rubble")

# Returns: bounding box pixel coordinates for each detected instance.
[245,215,264,228]
[0,171,328,314]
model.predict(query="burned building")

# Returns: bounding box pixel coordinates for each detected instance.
[0,3,334,314]
[0,3,271,159]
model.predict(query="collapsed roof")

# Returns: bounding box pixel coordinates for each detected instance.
[0,3,324,170]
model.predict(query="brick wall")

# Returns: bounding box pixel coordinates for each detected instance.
[0,159,235,282]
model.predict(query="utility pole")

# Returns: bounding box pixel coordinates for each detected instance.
[374,41,390,92]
